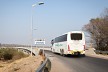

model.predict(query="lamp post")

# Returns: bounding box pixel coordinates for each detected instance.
[31,2,44,56]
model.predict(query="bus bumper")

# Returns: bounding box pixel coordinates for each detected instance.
[68,50,85,55]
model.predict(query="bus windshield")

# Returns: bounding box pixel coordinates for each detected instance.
[71,33,82,40]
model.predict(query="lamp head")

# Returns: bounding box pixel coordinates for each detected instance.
[38,2,44,5]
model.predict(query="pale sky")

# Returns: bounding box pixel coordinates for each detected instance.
[0,0,108,46]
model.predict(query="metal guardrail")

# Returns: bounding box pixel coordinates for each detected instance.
[36,49,51,72]
[36,57,51,72]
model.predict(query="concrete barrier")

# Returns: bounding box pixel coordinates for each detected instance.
[38,48,51,51]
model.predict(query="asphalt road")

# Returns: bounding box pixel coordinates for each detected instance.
[45,51,108,72]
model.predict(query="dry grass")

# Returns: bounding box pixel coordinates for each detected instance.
[0,55,43,72]
[0,48,29,61]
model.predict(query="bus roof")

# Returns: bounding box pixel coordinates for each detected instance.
[62,31,83,35]
[54,31,84,39]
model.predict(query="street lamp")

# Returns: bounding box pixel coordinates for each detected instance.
[31,2,44,56]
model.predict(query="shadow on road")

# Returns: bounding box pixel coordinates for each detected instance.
[65,54,86,58]
[53,53,86,58]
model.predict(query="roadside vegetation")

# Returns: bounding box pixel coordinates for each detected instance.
[0,48,28,61]
[83,8,108,51]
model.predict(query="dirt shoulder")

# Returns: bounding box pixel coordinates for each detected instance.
[0,55,43,72]
[85,48,108,60]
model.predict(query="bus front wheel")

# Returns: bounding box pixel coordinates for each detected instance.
[60,49,65,57]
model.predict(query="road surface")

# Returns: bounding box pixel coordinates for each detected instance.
[45,51,108,72]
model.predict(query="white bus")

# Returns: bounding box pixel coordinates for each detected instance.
[51,31,85,56]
